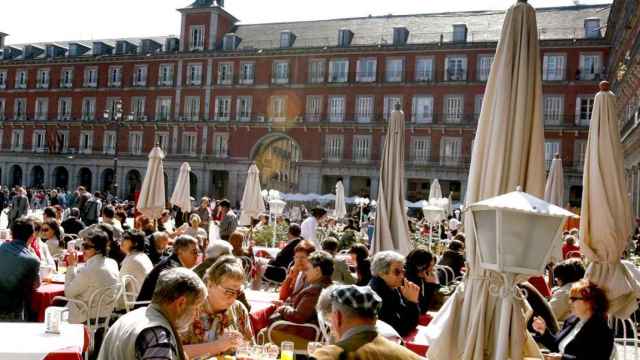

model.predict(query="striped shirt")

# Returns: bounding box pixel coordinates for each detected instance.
[135,326,179,360]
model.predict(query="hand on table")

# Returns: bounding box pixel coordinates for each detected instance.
[544,353,562,360]
[216,330,244,352]
[401,279,420,304]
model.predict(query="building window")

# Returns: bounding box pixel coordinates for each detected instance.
[107,66,122,87]
[133,65,148,87]
[383,96,402,121]
[182,132,197,156]
[35,98,48,121]
[452,24,467,42]
[37,69,50,88]
[60,68,73,88]
[445,95,464,123]
[15,70,28,89]
[474,94,484,120]
[270,96,286,121]
[103,131,116,154]
[218,63,233,85]
[305,96,322,122]
[355,96,374,123]
[105,97,122,121]
[77,98,93,122]
[325,135,343,162]
[129,132,144,155]
[328,59,349,83]
[575,96,594,125]
[353,135,371,163]
[411,136,431,164]
[445,56,467,81]
[328,96,345,123]
[415,57,433,82]
[543,95,564,125]
[158,64,174,86]
[32,130,46,152]
[477,55,494,81]
[440,136,462,165]
[84,67,98,87]
[272,61,289,84]
[412,96,433,123]
[132,97,146,120]
[385,58,404,82]
[187,63,203,86]
[356,58,376,82]
[237,96,252,121]
[11,130,24,151]
[57,130,69,153]
[154,132,169,153]
[544,140,561,169]
[14,98,27,120]
[239,62,255,85]
[0,98,5,121]
[79,131,93,154]
[307,59,326,84]
[156,97,172,121]
[214,96,231,121]
[579,53,602,81]
[58,98,72,121]
[184,96,200,121]
[189,25,205,51]
[213,133,229,158]
[573,139,587,169]
[543,54,566,81]
[0,70,6,89]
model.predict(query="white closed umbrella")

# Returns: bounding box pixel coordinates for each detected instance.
[170,162,192,213]
[429,179,443,202]
[334,181,347,219]
[544,153,564,207]
[373,103,411,255]
[426,1,546,359]
[137,146,166,219]
[239,164,266,226]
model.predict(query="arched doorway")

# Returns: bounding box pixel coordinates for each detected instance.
[189,172,198,198]
[53,167,69,190]
[101,169,115,193]
[252,134,302,192]
[30,166,45,188]
[10,165,23,187]
[126,170,142,201]
[78,168,92,192]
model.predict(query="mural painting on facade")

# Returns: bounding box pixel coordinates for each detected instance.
[254,135,301,193]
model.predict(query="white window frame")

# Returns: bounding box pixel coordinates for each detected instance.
[132,97,146,120]
[214,96,231,121]
[411,136,431,164]
[239,62,255,85]
[79,130,93,154]
[325,135,344,162]
[355,96,374,123]
[154,132,170,153]
[474,94,484,120]
[187,63,203,86]
[542,54,566,81]
[217,62,234,85]
[304,95,322,122]
[15,70,28,89]
[544,140,561,169]
[356,58,376,83]
[440,136,463,166]
[270,96,287,122]
[158,64,174,86]
[579,52,602,81]
[181,132,198,156]
[573,139,587,169]
[412,95,433,123]
[129,131,144,155]
[58,97,72,121]
[575,95,594,126]
[60,67,74,88]
[35,98,48,121]
[445,56,467,81]
[328,59,349,83]
[133,65,148,87]
[444,95,464,123]
[309,59,326,84]
[14,98,27,120]
[183,96,200,121]
[156,97,172,121]
[105,97,121,121]
[84,66,98,88]
[108,66,122,87]
[57,130,69,153]
[272,61,289,84]
[0,98,5,121]
[81,97,96,122]
[32,130,46,152]
[11,129,24,151]
[103,131,116,154]
[383,96,402,121]
[352,135,371,163]
[36,69,50,89]
[385,58,404,82]
[237,96,253,122]
[189,25,205,51]
[543,95,564,125]
[477,54,494,82]
[328,96,345,123]
[213,133,229,158]
[415,57,434,82]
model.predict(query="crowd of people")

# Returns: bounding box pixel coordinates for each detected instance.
[0,183,635,360]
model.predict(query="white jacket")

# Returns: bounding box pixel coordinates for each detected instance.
[120,251,153,297]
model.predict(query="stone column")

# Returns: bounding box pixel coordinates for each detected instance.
[341,176,351,197]
[91,166,99,193]
[370,176,379,199]
[227,171,240,205]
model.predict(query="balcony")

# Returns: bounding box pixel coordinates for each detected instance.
[576,68,605,81]
[384,71,404,83]
[445,69,467,82]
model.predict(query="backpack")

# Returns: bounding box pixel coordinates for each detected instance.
[81,198,100,225]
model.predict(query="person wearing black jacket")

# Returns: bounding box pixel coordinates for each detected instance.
[405,246,442,313]
[61,208,86,235]
[263,224,303,283]
[368,251,420,337]
[532,280,613,359]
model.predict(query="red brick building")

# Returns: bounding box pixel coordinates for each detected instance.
[0,1,610,206]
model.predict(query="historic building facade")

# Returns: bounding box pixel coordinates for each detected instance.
[0,1,609,206]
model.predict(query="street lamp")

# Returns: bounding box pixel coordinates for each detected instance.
[354,197,370,225]
[262,189,285,247]
[103,100,133,200]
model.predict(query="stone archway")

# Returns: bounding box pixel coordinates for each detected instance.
[10,165,23,187]
[251,133,302,193]
[52,167,69,190]
[126,170,142,201]
[30,166,45,188]
[78,168,93,192]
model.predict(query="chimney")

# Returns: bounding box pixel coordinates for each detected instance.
[392,26,409,46]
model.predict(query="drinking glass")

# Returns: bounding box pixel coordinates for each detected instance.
[280,341,294,360]
[307,342,323,355]
[236,343,252,360]
[264,343,279,360]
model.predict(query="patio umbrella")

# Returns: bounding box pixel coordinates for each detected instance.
[580,81,639,319]
[170,162,192,213]
[544,153,564,207]
[137,146,166,219]
[372,103,411,255]
[239,164,266,226]
[426,1,546,359]
[334,181,347,219]
[429,179,443,202]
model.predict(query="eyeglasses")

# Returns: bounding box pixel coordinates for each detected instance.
[219,285,243,298]
[81,243,95,250]
[569,296,585,302]
[392,268,406,276]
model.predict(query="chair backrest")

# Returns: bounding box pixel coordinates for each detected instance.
[436,265,454,285]
[267,320,321,351]
[317,312,331,343]
[611,315,639,360]
[239,256,253,277]
[121,275,140,312]
[87,284,122,331]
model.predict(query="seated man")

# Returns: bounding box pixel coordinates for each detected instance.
[321,237,356,285]
[263,224,303,283]
[368,251,420,337]
[193,240,233,279]
[310,285,422,360]
[98,268,207,360]
[145,231,171,265]
[0,217,41,321]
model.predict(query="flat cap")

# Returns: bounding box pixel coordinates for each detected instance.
[331,285,382,316]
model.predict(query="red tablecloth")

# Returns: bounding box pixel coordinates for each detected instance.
[403,325,431,357]
[32,283,65,322]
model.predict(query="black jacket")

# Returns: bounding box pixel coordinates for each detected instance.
[437,250,465,278]
[535,314,613,360]
[136,253,182,302]
[270,237,302,269]
[405,273,441,313]
[368,276,420,337]
[61,217,86,236]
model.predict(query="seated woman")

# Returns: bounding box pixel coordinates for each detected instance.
[348,243,371,286]
[532,280,614,359]
[27,217,56,269]
[119,230,153,300]
[184,214,209,252]
[183,256,254,358]
[41,219,64,259]
[405,246,442,313]
[437,240,466,279]
[64,228,120,323]
[278,240,316,301]
[549,259,586,322]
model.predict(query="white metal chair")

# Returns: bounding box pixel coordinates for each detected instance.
[436,265,455,285]
[267,320,322,355]
[317,312,331,343]
[611,315,640,360]
[120,275,150,312]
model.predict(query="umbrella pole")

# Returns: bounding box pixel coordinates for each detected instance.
[494,273,517,360]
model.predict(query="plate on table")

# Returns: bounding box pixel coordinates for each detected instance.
[48,273,66,284]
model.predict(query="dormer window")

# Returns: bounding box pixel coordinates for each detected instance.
[190,25,205,51]
[223,34,240,51]
[452,24,468,42]
[280,31,295,48]
[584,18,601,39]
[338,29,353,47]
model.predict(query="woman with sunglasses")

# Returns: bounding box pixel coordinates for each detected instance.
[183,256,254,358]
[41,219,64,259]
[405,246,442,313]
[531,279,614,360]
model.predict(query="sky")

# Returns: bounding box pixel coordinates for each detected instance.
[1,0,611,45]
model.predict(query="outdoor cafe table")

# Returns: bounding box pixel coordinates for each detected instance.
[32,283,65,322]
[245,289,279,332]
[0,322,88,360]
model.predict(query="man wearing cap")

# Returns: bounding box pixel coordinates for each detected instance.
[311,285,422,360]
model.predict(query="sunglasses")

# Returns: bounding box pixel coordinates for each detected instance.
[569,296,585,302]
[393,268,406,276]
[219,285,243,298]
[81,243,95,250]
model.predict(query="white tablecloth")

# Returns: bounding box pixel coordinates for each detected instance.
[0,322,85,360]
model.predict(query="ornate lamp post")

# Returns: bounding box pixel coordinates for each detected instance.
[261,189,285,247]
[354,196,370,225]
[102,100,129,200]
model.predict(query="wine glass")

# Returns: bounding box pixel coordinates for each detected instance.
[263,343,279,360]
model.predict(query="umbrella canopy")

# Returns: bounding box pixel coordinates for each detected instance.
[544,154,565,207]
[429,179,443,202]
[170,162,192,213]
[580,82,640,319]
[426,1,546,359]
[239,164,266,226]
[372,103,411,255]
[334,181,347,219]
[137,146,167,219]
